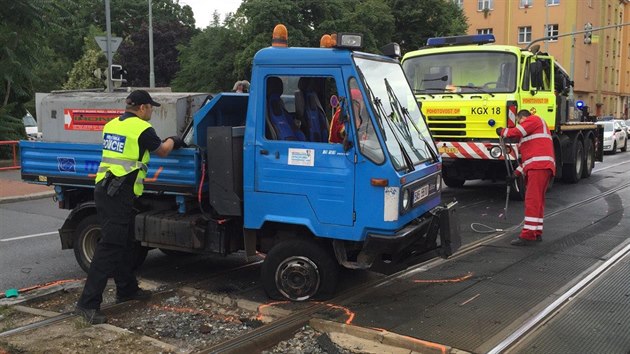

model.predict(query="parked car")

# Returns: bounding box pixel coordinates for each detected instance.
[596,120,627,153]
[617,119,629,135]
[22,111,42,140]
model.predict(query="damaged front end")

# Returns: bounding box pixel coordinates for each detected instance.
[333,200,460,275]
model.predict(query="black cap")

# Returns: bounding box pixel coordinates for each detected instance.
[126,90,161,107]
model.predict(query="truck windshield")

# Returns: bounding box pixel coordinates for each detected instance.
[402,51,518,94]
[354,57,438,171]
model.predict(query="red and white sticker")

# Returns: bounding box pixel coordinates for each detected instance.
[64,109,123,131]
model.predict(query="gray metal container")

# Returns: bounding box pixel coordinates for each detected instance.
[36,91,210,143]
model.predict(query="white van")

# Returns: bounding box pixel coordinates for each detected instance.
[22,111,42,140]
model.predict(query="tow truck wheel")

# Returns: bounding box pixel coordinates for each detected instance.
[73,214,149,273]
[443,176,465,188]
[261,239,338,302]
[582,137,595,178]
[159,248,191,257]
[562,138,584,183]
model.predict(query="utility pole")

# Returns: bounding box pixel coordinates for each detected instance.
[569,24,575,103]
[149,0,155,88]
[544,1,549,52]
[105,0,113,93]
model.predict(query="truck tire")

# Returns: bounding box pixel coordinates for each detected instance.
[159,248,191,257]
[73,214,149,273]
[582,137,595,178]
[562,138,584,184]
[443,176,465,188]
[261,239,338,302]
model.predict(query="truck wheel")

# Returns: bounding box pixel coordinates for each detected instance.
[443,176,465,188]
[562,138,584,184]
[73,214,149,273]
[261,239,338,301]
[582,138,595,178]
[159,248,191,257]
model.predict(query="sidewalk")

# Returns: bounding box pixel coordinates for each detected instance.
[0,169,55,204]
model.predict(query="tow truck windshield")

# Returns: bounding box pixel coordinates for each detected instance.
[354,56,437,171]
[402,51,518,95]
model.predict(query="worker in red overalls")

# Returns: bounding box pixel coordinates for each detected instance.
[496,109,556,246]
[329,88,364,144]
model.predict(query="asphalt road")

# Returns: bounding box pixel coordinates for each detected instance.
[1,151,628,297]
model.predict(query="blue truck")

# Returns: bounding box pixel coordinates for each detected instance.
[21,28,459,301]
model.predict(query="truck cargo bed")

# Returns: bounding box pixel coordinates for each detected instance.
[20,141,200,194]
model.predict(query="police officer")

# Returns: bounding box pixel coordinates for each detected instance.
[496,109,556,246]
[75,90,184,324]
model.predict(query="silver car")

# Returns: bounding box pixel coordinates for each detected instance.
[596,120,627,153]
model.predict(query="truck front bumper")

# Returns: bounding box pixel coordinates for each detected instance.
[363,200,460,274]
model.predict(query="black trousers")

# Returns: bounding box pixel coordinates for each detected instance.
[77,179,139,309]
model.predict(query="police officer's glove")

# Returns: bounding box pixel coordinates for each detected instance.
[495,127,503,136]
[168,136,186,149]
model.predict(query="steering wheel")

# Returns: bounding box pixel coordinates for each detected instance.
[482,81,499,89]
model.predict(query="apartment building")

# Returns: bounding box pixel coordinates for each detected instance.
[457,0,629,119]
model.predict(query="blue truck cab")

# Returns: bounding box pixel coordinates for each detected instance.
[21,27,459,301]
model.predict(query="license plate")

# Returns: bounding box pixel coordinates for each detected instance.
[413,185,430,204]
[438,147,458,154]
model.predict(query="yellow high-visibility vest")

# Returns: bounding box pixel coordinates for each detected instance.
[95,116,152,196]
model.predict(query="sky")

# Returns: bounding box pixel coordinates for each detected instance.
[179,0,243,28]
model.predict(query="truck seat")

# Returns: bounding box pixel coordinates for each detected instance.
[266,77,305,141]
[295,77,329,143]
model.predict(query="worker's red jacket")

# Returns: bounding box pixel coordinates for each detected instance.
[499,114,556,177]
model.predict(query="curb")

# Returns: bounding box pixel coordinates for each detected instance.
[0,191,56,205]
[310,318,466,354]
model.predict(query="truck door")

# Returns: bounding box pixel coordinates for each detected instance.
[522,55,556,129]
[255,71,355,227]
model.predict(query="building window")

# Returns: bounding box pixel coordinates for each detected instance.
[546,24,559,41]
[452,0,464,7]
[547,0,559,5]
[518,26,532,43]
[478,0,493,11]
[520,0,533,8]
[585,61,590,79]
[604,66,608,84]
[477,28,493,35]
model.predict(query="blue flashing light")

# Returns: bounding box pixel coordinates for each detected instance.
[426,34,495,47]
[575,100,585,109]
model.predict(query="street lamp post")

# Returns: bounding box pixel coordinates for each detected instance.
[105,0,113,93]
[149,0,155,88]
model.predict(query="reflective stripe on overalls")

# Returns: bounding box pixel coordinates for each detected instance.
[95,116,152,196]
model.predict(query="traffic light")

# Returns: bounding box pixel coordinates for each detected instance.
[110,64,125,82]
[583,22,592,45]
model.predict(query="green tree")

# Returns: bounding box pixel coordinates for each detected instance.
[174,0,396,92]
[385,0,468,53]
[60,0,197,90]
[0,1,67,144]
[171,12,241,92]
[63,27,109,90]
[118,20,197,87]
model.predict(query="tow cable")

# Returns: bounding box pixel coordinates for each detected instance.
[470,135,523,234]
